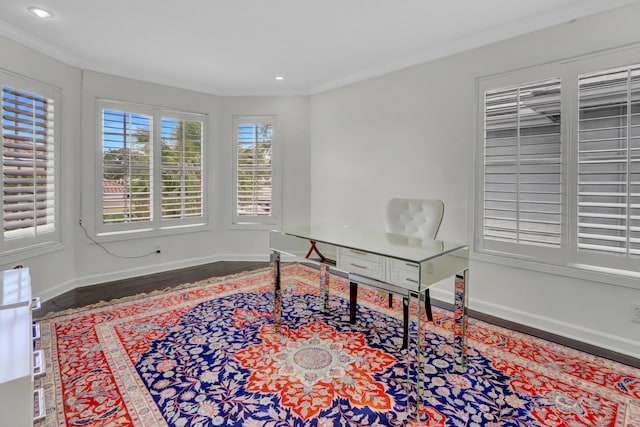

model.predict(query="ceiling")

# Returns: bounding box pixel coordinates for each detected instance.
[0,0,636,96]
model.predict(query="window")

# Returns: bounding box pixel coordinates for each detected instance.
[232,116,277,225]
[102,110,152,224]
[577,64,640,268]
[98,100,205,235]
[477,51,640,276]
[1,74,59,254]
[161,118,203,220]
[483,79,562,254]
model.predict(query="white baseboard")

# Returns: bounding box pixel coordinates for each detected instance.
[429,287,640,360]
[38,278,77,304]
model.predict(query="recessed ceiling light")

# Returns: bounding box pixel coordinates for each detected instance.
[28,7,54,19]
[275,76,285,81]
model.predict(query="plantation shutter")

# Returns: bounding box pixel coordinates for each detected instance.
[101,109,152,224]
[235,119,273,218]
[578,65,640,257]
[160,118,203,219]
[483,79,562,248]
[2,86,55,238]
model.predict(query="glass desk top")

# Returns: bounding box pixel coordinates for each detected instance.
[272,225,467,263]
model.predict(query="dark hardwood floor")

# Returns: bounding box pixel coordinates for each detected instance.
[38,261,639,368]
[469,310,640,369]
[39,261,269,316]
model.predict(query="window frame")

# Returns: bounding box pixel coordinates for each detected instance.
[231,115,280,228]
[1,70,61,256]
[95,99,208,237]
[474,45,640,285]
[570,49,640,273]
[476,64,568,265]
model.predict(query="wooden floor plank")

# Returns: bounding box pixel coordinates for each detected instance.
[39,261,268,316]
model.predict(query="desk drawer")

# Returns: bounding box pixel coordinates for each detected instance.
[388,259,419,287]
[337,248,385,280]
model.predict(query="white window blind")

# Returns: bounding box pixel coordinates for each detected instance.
[235,118,273,220]
[2,85,56,240]
[98,100,207,235]
[477,50,640,278]
[483,79,562,248]
[102,109,152,224]
[160,118,203,220]
[578,64,640,257]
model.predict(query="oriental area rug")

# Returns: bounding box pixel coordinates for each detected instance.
[35,264,640,427]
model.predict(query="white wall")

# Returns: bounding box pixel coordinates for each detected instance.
[74,71,225,291]
[0,44,311,300]
[69,72,311,297]
[0,36,80,298]
[217,96,311,256]
[310,3,640,358]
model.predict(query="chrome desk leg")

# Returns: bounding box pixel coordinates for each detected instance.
[319,263,330,313]
[453,269,469,373]
[271,250,281,330]
[408,290,426,421]
[349,282,357,324]
[402,295,409,350]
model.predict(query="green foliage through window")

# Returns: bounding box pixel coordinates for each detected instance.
[101,106,204,226]
[236,122,272,217]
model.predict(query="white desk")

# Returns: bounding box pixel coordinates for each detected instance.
[269,226,469,421]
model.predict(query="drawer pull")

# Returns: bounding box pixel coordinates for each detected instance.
[406,278,418,284]
[31,297,41,311]
[405,262,418,268]
[33,349,46,378]
[33,323,41,341]
[34,388,46,422]
[348,249,368,256]
[350,263,368,270]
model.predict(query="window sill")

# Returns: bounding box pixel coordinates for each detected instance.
[228,222,279,231]
[471,249,640,291]
[1,241,66,266]
[94,222,211,243]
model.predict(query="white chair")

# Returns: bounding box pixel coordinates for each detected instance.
[385,198,444,322]
[386,198,444,244]
[348,198,444,349]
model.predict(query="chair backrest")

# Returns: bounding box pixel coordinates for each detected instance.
[385,198,444,240]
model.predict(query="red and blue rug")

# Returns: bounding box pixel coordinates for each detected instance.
[36,264,640,426]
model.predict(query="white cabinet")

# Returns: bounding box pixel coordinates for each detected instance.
[0,268,44,426]
[0,267,32,309]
